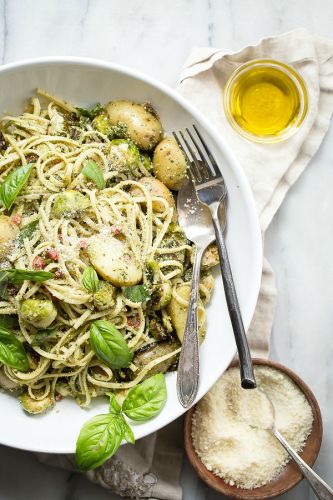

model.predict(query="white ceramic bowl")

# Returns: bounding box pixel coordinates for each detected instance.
[0,57,262,453]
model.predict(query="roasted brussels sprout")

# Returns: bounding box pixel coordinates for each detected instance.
[132,341,179,377]
[20,392,54,414]
[92,113,113,136]
[20,299,57,328]
[157,228,188,265]
[106,100,162,150]
[52,190,90,218]
[149,317,169,341]
[108,139,140,175]
[139,152,153,174]
[144,259,160,286]
[0,215,19,260]
[153,137,187,191]
[151,282,172,310]
[167,284,206,344]
[93,281,116,310]
[88,234,142,287]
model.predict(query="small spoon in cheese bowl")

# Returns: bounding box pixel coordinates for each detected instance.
[239,388,333,500]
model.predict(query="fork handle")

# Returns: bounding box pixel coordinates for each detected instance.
[210,204,256,389]
[177,244,205,408]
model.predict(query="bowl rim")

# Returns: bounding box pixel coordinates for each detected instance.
[0,56,262,453]
[184,358,323,499]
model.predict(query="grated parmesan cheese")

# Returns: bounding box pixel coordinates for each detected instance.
[192,365,313,489]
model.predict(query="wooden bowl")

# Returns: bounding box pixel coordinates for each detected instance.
[184,358,323,499]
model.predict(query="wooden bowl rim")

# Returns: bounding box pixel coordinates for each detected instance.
[184,358,323,499]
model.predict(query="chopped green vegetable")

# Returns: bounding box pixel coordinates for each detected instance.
[76,103,104,120]
[82,160,105,189]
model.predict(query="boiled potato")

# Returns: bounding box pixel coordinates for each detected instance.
[132,341,179,377]
[131,177,176,217]
[153,137,187,191]
[88,234,142,287]
[20,392,54,414]
[0,367,19,390]
[20,299,57,329]
[106,100,162,150]
[0,215,19,260]
[167,284,206,343]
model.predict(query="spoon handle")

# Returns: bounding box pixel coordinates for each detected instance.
[210,204,256,389]
[177,245,205,408]
[273,428,333,499]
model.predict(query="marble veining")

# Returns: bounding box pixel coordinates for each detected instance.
[0,1,332,499]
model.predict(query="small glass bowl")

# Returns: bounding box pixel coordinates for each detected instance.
[223,59,308,143]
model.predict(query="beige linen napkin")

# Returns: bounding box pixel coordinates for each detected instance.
[37,29,333,498]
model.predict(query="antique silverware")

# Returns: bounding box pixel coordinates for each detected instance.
[176,178,216,407]
[173,125,256,389]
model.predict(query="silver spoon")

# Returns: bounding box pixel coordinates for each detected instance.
[176,178,219,407]
[244,389,333,500]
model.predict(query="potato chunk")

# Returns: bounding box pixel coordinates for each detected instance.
[153,137,187,191]
[106,100,162,150]
[88,234,142,287]
[0,215,19,260]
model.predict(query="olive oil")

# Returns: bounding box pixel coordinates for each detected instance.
[224,60,308,142]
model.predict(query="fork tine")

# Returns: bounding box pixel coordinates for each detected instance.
[192,124,221,178]
[185,128,211,180]
[172,131,200,183]
[179,130,204,182]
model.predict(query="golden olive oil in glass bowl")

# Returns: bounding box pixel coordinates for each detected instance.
[223,59,308,143]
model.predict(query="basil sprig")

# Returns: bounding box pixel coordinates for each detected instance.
[122,373,167,421]
[82,160,105,189]
[82,266,99,293]
[0,325,29,371]
[122,285,149,303]
[0,163,34,210]
[90,320,133,369]
[0,269,54,300]
[75,376,167,470]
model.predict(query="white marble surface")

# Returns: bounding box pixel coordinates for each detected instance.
[0,1,332,499]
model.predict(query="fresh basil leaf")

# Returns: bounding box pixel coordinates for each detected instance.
[120,417,135,445]
[75,412,124,471]
[0,315,19,329]
[0,326,29,371]
[82,160,105,189]
[76,103,104,120]
[122,373,167,421]
[82,267,99,293]
[122,285,149,303]
[0,163,34,210]
[17,220,39,245]
[0,269,54,284]
[32,326,58,346]
[108,393,122,415]
[90,320,133,369]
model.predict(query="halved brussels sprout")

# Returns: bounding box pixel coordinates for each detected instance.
[88,234,142,287]
[139,152,153,174]
[0,215,19,261]
[93,281,116,310]
[20,299,57,329]
[167,284,206,343]
[52,190,90,218]
[151,282,172,310]
[106,100,162,150]
[20,392,54,414]
[108,139,139,175]
[92,114,113,135]
[153,137,187,191]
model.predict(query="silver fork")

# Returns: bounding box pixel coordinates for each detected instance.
[173,124,256,389]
